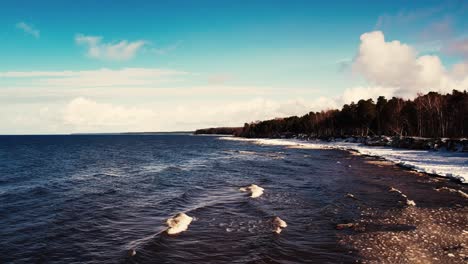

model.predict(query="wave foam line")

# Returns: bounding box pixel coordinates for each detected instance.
[219,137,468,183]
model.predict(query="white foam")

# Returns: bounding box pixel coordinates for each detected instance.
[166,213,193,235]
[239,184,264,198]
[220,137,468,183]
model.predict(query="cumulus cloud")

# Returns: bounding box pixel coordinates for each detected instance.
[340,86,396,104]
[75,34,146,61]
[16,22,40,38]
[450,62,468,79]
[352,31,468,98]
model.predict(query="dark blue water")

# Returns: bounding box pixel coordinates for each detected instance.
[0,134,369,263]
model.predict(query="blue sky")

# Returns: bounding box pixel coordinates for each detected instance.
[0,0,467,133]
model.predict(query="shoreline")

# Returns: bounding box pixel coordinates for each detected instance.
[220,135,468,263]
[218,136,468,184]
[220,135,468,262]
[332,153,468,263]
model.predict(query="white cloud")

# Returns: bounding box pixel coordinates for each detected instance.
[0,89,337,133]
[0,68,188,88]
[450,62,468,79]
[352,31,468,98]
[63,97,157,131]
[16,22,40,38]
[341,86,396,104]
[207,73,233,85]
[152,41,181,55]
[3,30,468,134]
[59,96,339,133]
[75,34,146,61]
[0,66,327,133]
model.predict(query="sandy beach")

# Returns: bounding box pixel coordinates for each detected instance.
[334,156,467,263]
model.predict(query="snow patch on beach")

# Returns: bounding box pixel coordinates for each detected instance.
[219,137,468,183]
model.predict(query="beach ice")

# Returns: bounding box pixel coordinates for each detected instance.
[166,213,193,235]
[272,216,287,234]
[239,184,265,198]
[220,137,468,183]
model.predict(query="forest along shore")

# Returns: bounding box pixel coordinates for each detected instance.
[195,90,468,153]
[195,90,468,151]
[236,91,467,139]
[196,90,468,183]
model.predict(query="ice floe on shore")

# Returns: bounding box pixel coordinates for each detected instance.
[389,187,416,207]
[220,137,468,183]
[272,216,287,234]
[239,184,265,198]
[166,213,193,235]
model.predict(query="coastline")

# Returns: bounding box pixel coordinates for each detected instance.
[218,135,468,263]
[332,153,468,263]
[218,136,468,184]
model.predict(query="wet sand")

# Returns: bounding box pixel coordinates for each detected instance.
[337,154,468,264]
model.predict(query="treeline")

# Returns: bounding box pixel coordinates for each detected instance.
[194,127,243,135]
[239,90,468,138]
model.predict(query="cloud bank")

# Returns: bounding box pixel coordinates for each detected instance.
[0,68,188,88]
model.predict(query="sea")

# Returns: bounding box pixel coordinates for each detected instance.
[0,134,435,263]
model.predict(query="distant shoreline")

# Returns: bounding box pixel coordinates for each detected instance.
[0,131,195,136]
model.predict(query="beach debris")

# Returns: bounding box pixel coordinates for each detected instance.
[336,223,355,230]
[389,187,416,207]
[435,187,468,199]
[166,212,193,235]
[272,216,287,234]
[346,193,357,200]
[239,184,264,198]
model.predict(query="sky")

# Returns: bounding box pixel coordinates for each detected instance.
[0,0,467,134]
